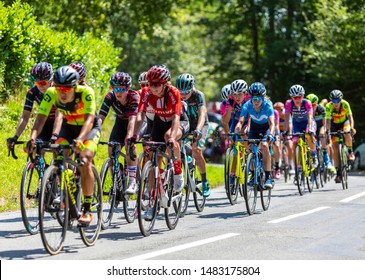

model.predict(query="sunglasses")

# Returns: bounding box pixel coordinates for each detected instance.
[252,96,263,102]
[180,89,192,95]
[292,96,303,100]
[231,91,245,96]
[332,99,341,103]
[55,86,73,93]
[35,80,49,86]
[113,87,127,93]
[140,83,148,88]
[148,81,163,87]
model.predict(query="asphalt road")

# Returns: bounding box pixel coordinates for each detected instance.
[1,173,365,261]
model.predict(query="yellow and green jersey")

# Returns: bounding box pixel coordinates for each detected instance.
[39,86,96,126]
[325,99,352,124]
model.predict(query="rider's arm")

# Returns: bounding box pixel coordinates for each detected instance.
[169,114,180,140]
[133,111,146,136]
[52,109,63,136]
[222,107,232,134]
[126,115,137,140]
[14,110,31,138]
[196,106,207,131]
[268,115,275,135]
[235,116,245,133]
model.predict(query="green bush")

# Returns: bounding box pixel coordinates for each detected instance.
[0,0,121,102]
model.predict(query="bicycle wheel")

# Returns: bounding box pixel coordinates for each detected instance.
[226,149,239,205]
[39,165,68,255]
[340,144,349,190]
[179,157,190,217]
[244,153,257,215]
[294,146,305,195]
[316,149,325,188]
[192,166,206,212]
[99,158,116,229]
[260,164,271,211]
[20,161,40,235]
[79,165,102,247]
[122,163,138,224]
[164,167,182,230]
[137,161,158,237]
[305,152,315,193]
[224,147,231,193]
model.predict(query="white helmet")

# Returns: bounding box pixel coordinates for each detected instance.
[221,84,231,100]
[230,79,248,95]
[289,84,305,97]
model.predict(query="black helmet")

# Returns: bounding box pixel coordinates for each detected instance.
[30,62,53,81]
[329,89,343,100]
[53,66,79,87]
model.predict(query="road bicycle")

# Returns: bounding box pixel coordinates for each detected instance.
[291,132,318,195]
[136,140,182,237]
[329,130,352,190]
[244,138,274,215]
[99,141,137,229]
[280,135,290,183]
[315,136,326,189]
[224,133,247,205]
[180,134,206,217]
[38,143,102,255]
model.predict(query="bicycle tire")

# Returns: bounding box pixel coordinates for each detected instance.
[79,164,102,247]
[179,157,190,217]
[39,165,68,255]
[244,153,258,215]
[305,151,315,193]
[20,161,40,235]
[164,167,182,230]
[340,144,349,190]
[99,158,116,229]
[224,147,231,193]
[317,149,325,188]
[260,159,271,211]
[226,149,239,205]
[295,145,305,196]
[137,161,158,237]
[193,181,206,212]
[282,147,289,183]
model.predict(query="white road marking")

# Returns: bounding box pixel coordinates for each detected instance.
[340,191,365,203]
[123,233,240,260]
[268,207,330,224]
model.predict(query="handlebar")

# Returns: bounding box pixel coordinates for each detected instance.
[7,141,26,160]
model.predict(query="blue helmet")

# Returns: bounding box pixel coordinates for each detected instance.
[248,82,266,97]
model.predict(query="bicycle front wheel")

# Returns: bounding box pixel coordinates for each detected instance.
[317,149,325,188]
[20,161,40,235]
[39,165,68,255]
[99,158,116,229]
[295,146,305,195]
[79,165,103,247]
[164,168,182,230]
[179,158,190,217]
[244,153,257,215]
[226,149,239,205]
[137,161,158,237]
[340,144,349,190]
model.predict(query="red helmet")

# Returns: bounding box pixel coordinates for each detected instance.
[69,62,87,79]
[147,64,171,83]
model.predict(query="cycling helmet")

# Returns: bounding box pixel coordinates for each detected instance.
[53,66,79,87]
[329,89,343,100]
[175,73,195,92]
[69,62,87,79]
[248,82,266,97]
[30,62,53,81]
[306,93,319,105]
[230,79,248,94]
[138,71,148,85]
[289,84,305,96]
[110,72,132,87]
[221,84,231,100]
[274,102,284,111]
[147,64,171,83]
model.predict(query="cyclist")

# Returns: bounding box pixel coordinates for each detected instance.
[284,85,318,173]
[98,72,140,195]
[325,90,355,183]
[235,82,275,189]
[175,73,210,197]
[27,65,101,226]
[306,93,335,171]
[220,84,232,150]
[132,65,185,219]
[7,62,56,149]
[136,71,154,138]
[69,62,88,86]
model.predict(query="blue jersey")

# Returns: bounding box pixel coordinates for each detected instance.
[240,99,274,125]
